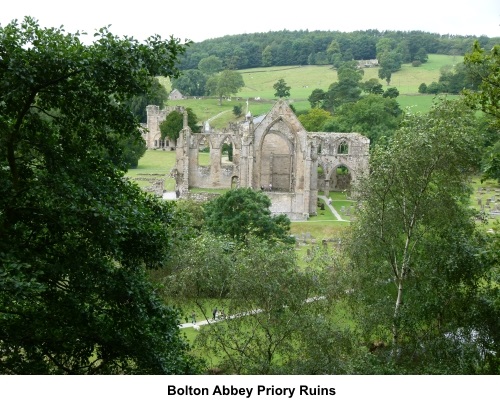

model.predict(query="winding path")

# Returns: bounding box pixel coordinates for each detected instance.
[206,110,231,123]
[318,195,348,222]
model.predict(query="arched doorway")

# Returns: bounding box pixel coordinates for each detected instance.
[231,176,239,189]
[330,165,352,191]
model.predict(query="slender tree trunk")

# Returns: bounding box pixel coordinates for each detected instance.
[393,277,403,350]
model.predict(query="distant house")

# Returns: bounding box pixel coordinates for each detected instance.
[357,59,379,68]
[168,89,184,100]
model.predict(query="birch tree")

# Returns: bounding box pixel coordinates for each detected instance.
[346,99,487,371]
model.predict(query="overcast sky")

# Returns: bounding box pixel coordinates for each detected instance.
[1,0,499,43]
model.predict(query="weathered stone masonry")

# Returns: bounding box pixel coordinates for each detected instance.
[144,100,369,220]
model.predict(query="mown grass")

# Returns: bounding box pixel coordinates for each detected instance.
[126,149,176,190]
[397,94,460,113]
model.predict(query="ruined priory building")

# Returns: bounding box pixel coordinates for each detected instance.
[144,100,369,220]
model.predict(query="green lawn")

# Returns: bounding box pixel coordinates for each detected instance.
[126,150,176,191]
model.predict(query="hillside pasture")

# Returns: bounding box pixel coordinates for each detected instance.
[158,54,463,128]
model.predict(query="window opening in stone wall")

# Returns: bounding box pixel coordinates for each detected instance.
[337,141,349,154]
[221,138,234,165]
[231,176,239,189]
[198,136,211,166]
[155,138,166,149]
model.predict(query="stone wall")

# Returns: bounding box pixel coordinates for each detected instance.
[142,105,186,149]
[154,100,369,220]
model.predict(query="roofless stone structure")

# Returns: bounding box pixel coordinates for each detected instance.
[145,100,369,219]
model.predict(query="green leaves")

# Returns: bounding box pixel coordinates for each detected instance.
[0,17,198,374]
[205,69,244,105]
[204,188,294,245]
[159,108,198,141]
[344,99,491,372]
[273,78,291,98]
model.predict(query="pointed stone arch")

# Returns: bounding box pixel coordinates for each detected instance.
[219,134,240,166]
[328,164,352,191]
[258,117,297,192]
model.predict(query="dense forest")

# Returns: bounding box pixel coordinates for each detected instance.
[178,29,500,70]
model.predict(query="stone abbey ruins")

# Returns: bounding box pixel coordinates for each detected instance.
[143,100,369,220]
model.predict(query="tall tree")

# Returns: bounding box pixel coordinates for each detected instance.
[0,17,200,374]
[197,55,223,76]
[308,88,326,108]
[323,61,364,112]
[298,108,332,131]
[464,42,500,183]
[323,94,401,145]
[273,78,291,98]
[362,78,384,95]
[378,51,402,85]
[125,77,169,123]
[164,234,347,375]
[205,69,245,105]
[345,99,495,373]
[160,108,199,143]
[262,45,273,67]
[170,69,207,96]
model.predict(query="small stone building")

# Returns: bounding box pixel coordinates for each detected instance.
[158,100,370,220]
[168,89,184,100]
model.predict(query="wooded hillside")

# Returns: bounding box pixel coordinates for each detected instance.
[179,29,499,70]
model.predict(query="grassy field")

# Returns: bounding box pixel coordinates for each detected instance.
[126,149,176,191]
[158,54,462,127]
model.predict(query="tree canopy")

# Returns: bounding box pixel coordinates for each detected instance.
[124,77,169,122]
[160,108,199,142]
[170,69,207,97]
[205,69,244,105]
[322,61,363,112]
[178,29,494,71]
[298,108,332,131]
[0,17,200,374]
[464,42,500,183]
[323,94,402,146]
[273,78,291,98]
[197,55,223,75]
[204,188,294,245]
[344,99,498,373]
